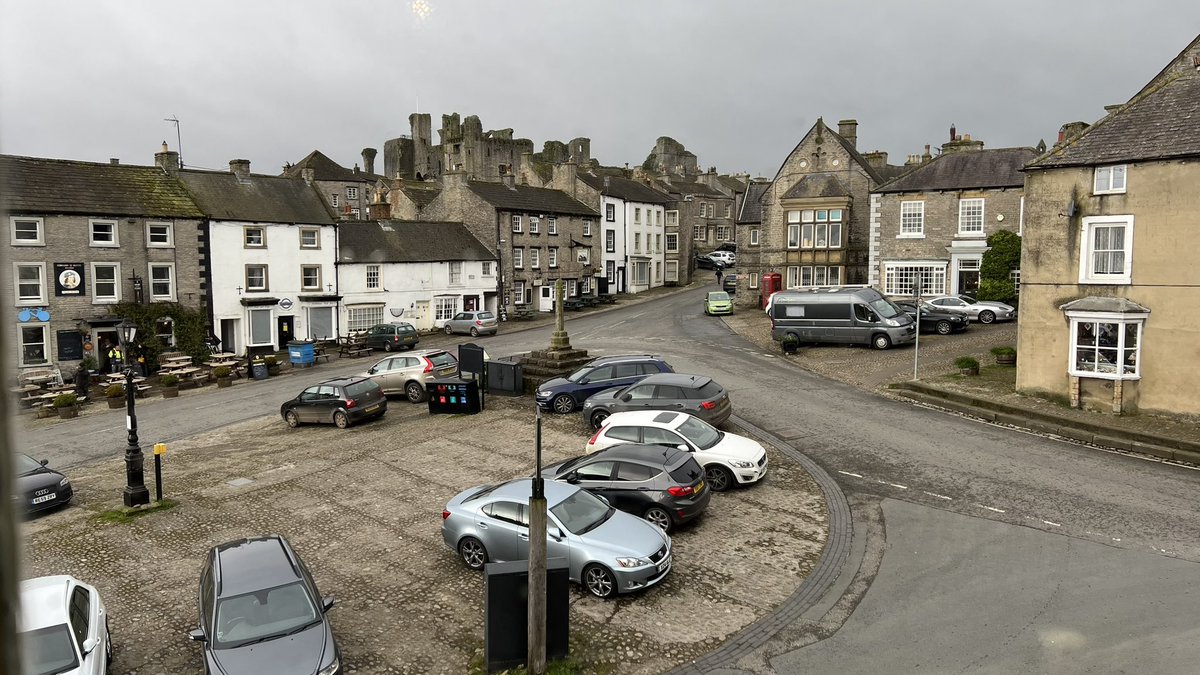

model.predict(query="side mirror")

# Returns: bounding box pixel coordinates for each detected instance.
[187,628,207,643]
[82,637,99,654]
[367,368,377,375]
[565,472,580,484]
[620,394,632,402]
[39,459,49,466]
[676,444,691,452]
[548,526,563,541]
[596,493,610,505]
[322,596,336,613]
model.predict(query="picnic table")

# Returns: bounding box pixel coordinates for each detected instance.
[598,293,618,304]
[562,298,585,311]
[512,307,535,321]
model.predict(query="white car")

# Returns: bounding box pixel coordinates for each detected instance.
[586,410,767,492]
[707,250,736,267]
[20,575,111,674]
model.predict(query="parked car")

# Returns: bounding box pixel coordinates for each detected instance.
[443,310,498,337]
[722,275,737,295]
[19,575,111,674]
[694,254,725,271]
[15,453,73,515]
[442,478,672,598]
[893,301,971,335]
[542,443,710,532]
[535,354,673,414]
[707,250,736,267]
[188,536,340,675]
[362,349,459,402]
[927,295,1016,324]
[280,376,386,428]
[769,287,917,350]
[580,373,732,430]
[704,291,733,316]
[363,322,420,352]
[587,411,768,492]
[715,242,737,253]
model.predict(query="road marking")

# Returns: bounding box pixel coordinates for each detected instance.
[1042,520,1061,527]
[837,471,863,478]
[876,480,908,490]
[975,504,1007,513]
[922,491,953,501]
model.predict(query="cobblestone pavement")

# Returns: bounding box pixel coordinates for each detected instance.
[20,395,827,674]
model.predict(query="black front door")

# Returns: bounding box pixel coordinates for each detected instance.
[277,316,294,349]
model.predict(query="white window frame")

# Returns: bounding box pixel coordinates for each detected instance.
[18,323,49,367]
[634,233,641,253]
[606,230,616,253]
[529,216,540,234]
[13,262,47,305]
[582,219,592,236]
[91,262,121,304]
[299,227,321,249]
[750,228,760,246]
[513,248,524,269]
[301,265,321,290]
[634,208,642,224]
[148,263,176,301]
[482,261,492,276]
[605,204,616,222]
[958,198,985,236]
[655,234,662,252]
[900,201,925,237]
[666,210,679,227]
[146,221,174,248]
[366,264,381,290]
[512,215,523,233]
[89,219,119,247]
[513,281,527,305]
[606,260,615,283]
[245,264,269,292]
[1065,310,1146,380]
[883,262,947,296]
[1093,165,1127,195]
[347,305,384,332]
[449,261,463,285]
[716,226,731,241]
[725,204,732,218]
[331,193,339,207]
[244,226,265,248]
[707,203,714,218]
[568,280,578,297]
[786,211,801,249]
[435,296,458,322]
[749,273,759,289]
[693,225,705,241]
[10,216,45,246]
[665,260,679,282]
[248,307,274,346]
[548,247,558,268]
[665,233,679,253]
[1079,215,1134,284]
[347,186,359,199]
[698,202,706,218]
[548,217,557,235]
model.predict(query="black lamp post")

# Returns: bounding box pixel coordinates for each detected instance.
[118,319,150,507]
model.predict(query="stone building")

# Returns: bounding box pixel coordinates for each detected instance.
[734,179,771,296]
[1017,35,1200,416]
[283,149,384,220]
[1,146,205,374]
[871,134,1036,298]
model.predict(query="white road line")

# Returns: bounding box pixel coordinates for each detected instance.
[1042,520,1062,527]
[837,470,863,478]
[975,504,1007,513]
[876,480,908,490]
[922,491,953,500]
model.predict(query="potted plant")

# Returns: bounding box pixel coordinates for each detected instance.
[265,355,281,376]
[105,383,126,409]
[160,374,180,398]
[79,355,98,385]
[991,346,1017,366]
[954,356,980,376]
[213,366,233,388]
[781,334,800,354]
[53,393,79,419]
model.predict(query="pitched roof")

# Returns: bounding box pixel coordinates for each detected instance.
[178,170,336,224]
[577,173,670,204]
[737,180,770,224]
[0,155,204,218]
[395,181,442,208]
[1028,71,1200,169]
[821,119,885,184]
[650,178,725,198]
[717,175,748,193]
[283,150,371,183]
[1131,33,1200,99]
[467,181,599,216]
[780,174,851,199]
[337,220,495,264]
[876,147,1036,192]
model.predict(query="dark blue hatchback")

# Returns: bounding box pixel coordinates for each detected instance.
[535,355,673,414]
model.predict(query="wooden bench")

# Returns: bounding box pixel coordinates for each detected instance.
[512,308,535,321]
[134,384,152,398]
[343,348,373,358]
[563,299,584,312]
[598,293,617,304]
[313,352,332,364]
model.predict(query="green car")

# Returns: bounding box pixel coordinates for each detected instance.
[704,291,733,316]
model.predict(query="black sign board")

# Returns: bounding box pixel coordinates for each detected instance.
[56,330,84,361]
[54,263,86,296]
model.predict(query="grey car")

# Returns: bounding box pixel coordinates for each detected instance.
[442,478,672,598]
[580,373,732,430]
[362,349,459,402]
[927,295,1016,324]
[443,311,498,337]
[364,322,420,351]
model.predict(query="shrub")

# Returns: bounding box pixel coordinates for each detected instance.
[978,230,1021,304]
[53,393,78,408]
[212,366,231,379]
[80,355,98,371]
[105,384,125,398]
[954,356,980,370]
[976,278,1017,304]
[264,355,278,367]
[160,374,180,387]
[990,346,1016,357]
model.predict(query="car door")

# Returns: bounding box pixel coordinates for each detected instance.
[317,385,340,422]
[477,500,525,562]
[614,383,657,413]
[568,460,616,501]
[68,585,96,674]
[576,365,615,402]
[609,363,644,389]
[611,461,660,515]
[642,426,690,451]
[295,386,322,422]
[650,384,687,412]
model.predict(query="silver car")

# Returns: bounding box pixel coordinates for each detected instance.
[927,295,1016,324]
[580,372,732,430]
[361,349,459,403]
[443,311,499,337]
[441,478,672,598]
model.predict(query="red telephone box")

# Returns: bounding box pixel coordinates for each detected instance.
[760,272,782,309]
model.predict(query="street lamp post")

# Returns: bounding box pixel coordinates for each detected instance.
[118,319,150,508]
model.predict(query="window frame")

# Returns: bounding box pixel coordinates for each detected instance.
[1065,310,1146,380]
[245,264,269,292]
[512,215,523,233]
[18,323,49,367]
[346,305,384,332]
[1093,164,1127,195]
[299,227,321,249]
[750,227,760,246]
[665,233,679,253]
[347,186,359,200]
[665,260,678,282]
[605,203,616,222]
[89,219,119,247]
[1078,215,1134,284]
[582,219,592,236]
[148,262,176,301]
[244,226,266,248]
[899,201,925,237]
[957,198,985,236]
[10,216,44,246]
[530,249,540,269]
[300,264,321,291]
[548,247,558,268]
[513,248,524,269]
[883,262,947,296]
[91,262,121,304]
[247,307,274,346]
[548,217,557,235]
[146,221,174,248]
[13,262,47,305]
[449,261,463,285]
[605,230,615,253]
[366,264,381,290]
[529,216,540,234]
[749,273,759,289]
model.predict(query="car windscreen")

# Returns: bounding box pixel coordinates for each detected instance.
[668,457,704,485]
[868,298,903,319]
[959,295,978,304]
[550,489,613,535]
[675,415,722,450]
[213,581,319,648]
[708,292,730,301]
[21,624,80,675]
[429,352,458,369]
[344,381,378,398]
[16,453,43,475]
[567,365,595,383]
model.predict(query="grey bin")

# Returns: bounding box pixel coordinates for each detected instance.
[486,357,524,394]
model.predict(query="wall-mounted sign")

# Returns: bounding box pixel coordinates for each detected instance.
[279,298,294,310]
[55,263,86,296]
[56,330,84,361]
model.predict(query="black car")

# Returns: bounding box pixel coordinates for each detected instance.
[189,535,340,675]
[542,444,710,533]
[280,376,387,428]
[15,453,73,515]
[722,275,737,295]
[894,301,971,335]
[694,255,725,271]
[535,354,673,414]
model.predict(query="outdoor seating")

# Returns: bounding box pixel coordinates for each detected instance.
[563,299,584,311]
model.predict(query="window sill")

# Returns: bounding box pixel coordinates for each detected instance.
[11,241,46,247]
[92,299,120,305]
[1078,277,1132,285]
[146,244,176,249]
[955,232,986,238]
[896,234,925,239]
[90,242,120,248]
[16,300,47,306]
[1093,189,1127,196]
[1069,370,1140,381]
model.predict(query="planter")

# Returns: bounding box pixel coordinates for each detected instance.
[995,354,1016,366]
[36,406,55,419]
[959,366,980,376]
[56,406,79,420]
[216,377,233,388]
[107,397,124,409]
[162,386,180,399]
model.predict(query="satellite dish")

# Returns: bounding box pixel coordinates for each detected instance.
[389,308,404,317]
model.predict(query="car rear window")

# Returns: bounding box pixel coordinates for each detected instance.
[477,311,495,320]
[429,352,458,368]
[668,457,704,484]
[345,380,378,398]
[690,382,723,399]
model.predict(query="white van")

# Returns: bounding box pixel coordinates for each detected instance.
[769,287,916,349]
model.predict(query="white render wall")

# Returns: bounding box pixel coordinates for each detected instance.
[599,196,627,293]
[624,201,665,294]
[339,260,495,333]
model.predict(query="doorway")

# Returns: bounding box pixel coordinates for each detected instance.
[956,258,981,295]
[277,315,294,349]
[539,285,554,312]
[220,319,238,356]
[464,296,478,312]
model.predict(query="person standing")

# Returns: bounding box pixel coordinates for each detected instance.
[715,267,724,284]
[107,344,123,373]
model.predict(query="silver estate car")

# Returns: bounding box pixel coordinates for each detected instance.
[361,349,459,402]
[443,311,499,336]
[442,478,672,598]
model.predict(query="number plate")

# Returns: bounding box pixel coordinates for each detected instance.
[656,556,671,573]
[31,493,56,505]
[694,480,704,494]
[364,404,380,414]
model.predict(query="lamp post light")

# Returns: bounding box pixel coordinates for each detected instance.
[117,319,150,508]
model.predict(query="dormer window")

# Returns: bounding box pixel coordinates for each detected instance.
[1093,165,1127,195]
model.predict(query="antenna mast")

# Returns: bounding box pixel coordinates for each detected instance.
[164,116,183,167]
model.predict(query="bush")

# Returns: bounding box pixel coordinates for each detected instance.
[160,374,180,387]
[978,230,1021,304]
[990,346,1016,357]
[105,384,125,398]
[53,393,78,408]
[264,355,279,367]
[954,356,980,370]
[976,278,1017,304]
[212,366,231,379]
[80,355,98,371]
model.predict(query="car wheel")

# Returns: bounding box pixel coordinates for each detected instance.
[383,341,394,352]
[644,506,673,533]
[470,327,479,337]
[583,564,617,599]
[458,537,488,570]
[552,394,576,414]
[589,409,610,430]
[935,320,953,335]
[105,619,113,665]
[445,324,454,335]
[872,333,892,350]
[333,411,349,429]
[406,381,426,403]
[284,411,300,428]
[979,310,996,324]
[705,464,734,492]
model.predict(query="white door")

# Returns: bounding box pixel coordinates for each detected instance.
[539,285,554,312]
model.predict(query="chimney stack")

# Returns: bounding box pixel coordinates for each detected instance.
[301,167,315,184]
[863,151,889,169]
[109,158,120,165]
[229,159,251,177]
[950,123,957,141]
[1104,104,1122,114]
[362,148,377,175]
[837,119,858,149]
[154,141,180,172]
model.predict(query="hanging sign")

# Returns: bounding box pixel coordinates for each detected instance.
[55,263,86,296]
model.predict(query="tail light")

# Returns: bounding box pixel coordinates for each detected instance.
[345,398,357,409]
[442,510,451,520]
[393,336,399,343]
[667,485,695,497]
[700,401,716,410]
[423,361,433,373]
[475,320,483,326]
[587,429,602,446]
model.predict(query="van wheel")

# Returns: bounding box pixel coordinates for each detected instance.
[406,381,426,403]
[872,334,892,350]
[935,320,953,335]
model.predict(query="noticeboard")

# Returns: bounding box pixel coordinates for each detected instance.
[56,330,84,361]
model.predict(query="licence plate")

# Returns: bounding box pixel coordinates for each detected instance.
[694,481,704,494]
[656,556,671,573]
[364,404,380,414]
[32,493,56,505]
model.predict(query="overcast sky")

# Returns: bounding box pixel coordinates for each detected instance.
[2,1,1198,179]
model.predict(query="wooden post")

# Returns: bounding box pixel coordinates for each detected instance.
[527,410,547,674]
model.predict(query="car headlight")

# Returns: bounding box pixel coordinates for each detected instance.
[317,659,341,675]
[535,391,551,399]
[59,477,70,488]
[884,318,901,327]
[582,401,593,409]
[729,460,754,469]
[616,557,651,568]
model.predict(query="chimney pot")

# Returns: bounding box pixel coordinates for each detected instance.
[109,158,119,165]
[950,123,957,141]
[362,147,377,175]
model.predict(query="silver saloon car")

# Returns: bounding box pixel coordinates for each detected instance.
[443,311,499,336]
[927,295,1016,324]
[442,478,672,598]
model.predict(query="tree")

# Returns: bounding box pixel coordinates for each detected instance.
[977,229,1021,304]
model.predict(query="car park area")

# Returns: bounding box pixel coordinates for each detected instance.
[21,395,827,674]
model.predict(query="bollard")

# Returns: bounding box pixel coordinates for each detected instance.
[153,442,167,501]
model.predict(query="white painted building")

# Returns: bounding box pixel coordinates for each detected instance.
[579,174,670,294]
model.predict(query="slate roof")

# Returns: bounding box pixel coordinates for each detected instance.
[1028,71,1200,169]
[178,170,336,224]
[651,178,725,199]
[737,180,770,224]
[337,220,495,264]
[395,181,442,208]
[875,147,1036,193]
[780,174,851,200]
[577,173,670,204]
[283,150,372,183]
[0,155,204,218]
[717,175,748,193]
[467,181,599,216]
[1059,297,1151,314]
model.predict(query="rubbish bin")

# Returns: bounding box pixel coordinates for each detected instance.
[484,558,569,672]
[250,358,269,380]
[486,356,524,394]
[426,377,481,415]
[288,340,314,367]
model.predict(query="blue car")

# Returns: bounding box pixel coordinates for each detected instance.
[535,355,673,414]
